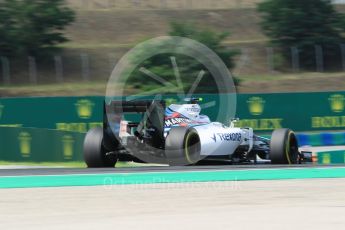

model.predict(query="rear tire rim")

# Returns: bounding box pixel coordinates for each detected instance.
[286,131,298,164]
[184,131,200,164]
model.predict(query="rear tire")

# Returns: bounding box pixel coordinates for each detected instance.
[270,128,298,164]
[83,127,117,168]
[165,127,201,166]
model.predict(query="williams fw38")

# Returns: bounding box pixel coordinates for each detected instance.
[83,98,311,167]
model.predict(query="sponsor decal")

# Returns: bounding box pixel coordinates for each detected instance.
[165,117,193,127]
[62,135,74,160]
[312,94,345,129]
[0,124,22,128]
[211,133,217,142]
[185,106,201,113]
[235,118,283,131]
[241,96,283,131]
[18,132,32,158]
[75,99,95,119]
[247,97,265,116]
[211,133,241,142]
[312,116,345,128]
[329,94,344,113]
[56,122,102,132]
[322,153,331,164]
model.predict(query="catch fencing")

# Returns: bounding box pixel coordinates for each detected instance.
[2,45,345,85]
[66,0,262,10]
[65,0,345,10]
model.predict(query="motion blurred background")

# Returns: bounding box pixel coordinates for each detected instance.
[1,0,345,165]
[1,0,345,96]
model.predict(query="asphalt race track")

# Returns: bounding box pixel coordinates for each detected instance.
[1,146,345,229]
[1,145,343,177]
[0,164,343,176]
[0,177,344,230]
[1,167,345,230]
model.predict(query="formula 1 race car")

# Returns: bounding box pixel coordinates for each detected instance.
[83,98,311,167]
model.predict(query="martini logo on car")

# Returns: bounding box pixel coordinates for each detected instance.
[329,94,344,113]
[18,132,32,158]
[0,103,4,120]
[75,99,94,119]
[247,97,265,116]
[211,133,241,142]
[62,135,74,160]
[165,118,193,127]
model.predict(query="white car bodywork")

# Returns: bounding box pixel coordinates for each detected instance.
[165,103,254,157]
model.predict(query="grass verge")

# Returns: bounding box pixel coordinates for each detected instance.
[0,161,166,168]
[1,72,345,97]
[0,161,86,168]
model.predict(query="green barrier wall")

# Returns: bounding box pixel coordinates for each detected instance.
[0,96,104,133]
[236,92,345,132]
[317,150,345,164]
[0,127,85,162]
[0,92,345,133]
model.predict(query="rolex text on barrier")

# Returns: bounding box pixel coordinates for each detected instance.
[0,92,345,134]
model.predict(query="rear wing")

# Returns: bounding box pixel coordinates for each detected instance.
[103,100,166,149]
[105,100,166,114]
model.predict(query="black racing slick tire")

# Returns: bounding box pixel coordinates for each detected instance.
[270,128,299,164]
[165,127,201,166]
[83,127,117,168]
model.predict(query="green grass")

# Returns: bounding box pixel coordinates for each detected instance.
[2,71,345,96]
[60,39,268,49]
[239,72,345,82]
[0,161,86,168]
[0,81,108,97]
[0,161,166,168]
[59,42,136,49]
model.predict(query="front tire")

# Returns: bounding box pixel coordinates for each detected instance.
[270,128,299,164]
[83,127,117,168]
